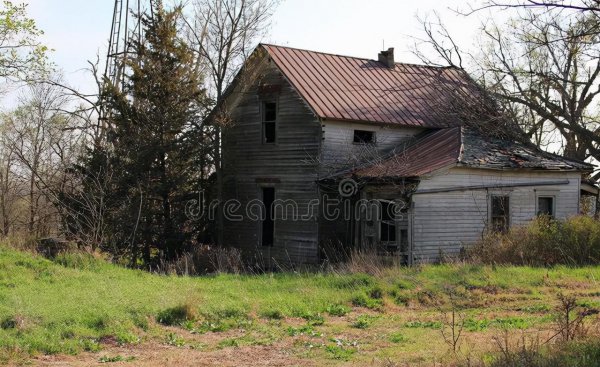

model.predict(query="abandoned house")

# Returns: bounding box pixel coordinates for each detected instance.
[216,44,596,265]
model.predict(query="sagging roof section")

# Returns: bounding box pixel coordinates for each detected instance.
[347,126,592,180]
[351,127,462,179]
[262,44,470,128]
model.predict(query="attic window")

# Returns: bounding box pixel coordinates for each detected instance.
[262,101,277,143]
[353,130,375,144]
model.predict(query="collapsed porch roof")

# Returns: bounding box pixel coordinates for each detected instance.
[328,126,593,181]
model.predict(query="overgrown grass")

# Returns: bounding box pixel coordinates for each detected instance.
[1,241,600,365]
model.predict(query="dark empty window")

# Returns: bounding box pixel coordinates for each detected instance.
[491,195,510,232]
[353,130,375,144]
[263,102,276,143]
[380,201,396,242]
[538,197,554,217]
[261,187,275,247]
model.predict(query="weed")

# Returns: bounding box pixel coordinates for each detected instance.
[287,325,322,337]
[351,293,383,309]
[260,308,284,320]
[218,338,239,348]
[326,303,350,317]
[156,302,198,326]
[165,333,185,347]
[99,355,135,363]
[325,339,358,361]
[302,312,325,326]
[389,332,408,343]
[351,315,372,329]
[404,320,442,329]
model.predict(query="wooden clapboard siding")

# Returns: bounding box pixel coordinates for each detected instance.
[319,120,423,175]
[221,60,321,265]
[411,167,582,262]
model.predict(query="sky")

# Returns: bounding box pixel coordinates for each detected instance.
[20,0,490,97]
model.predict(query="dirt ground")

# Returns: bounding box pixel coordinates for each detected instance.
[27,342,318,367]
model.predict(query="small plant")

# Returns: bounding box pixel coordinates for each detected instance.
[260,308,284,320]
[351,315,372,329]
[302,312,325,326]
[80,338,102,352]
[287,325,321,337]
[404,320,442,329]
[350,293,383,309]
[325,339,358,361]
[552,293,598,342]
[437,286,466,354]
[156,302,198,326]
[368,286,384,299]
[165,333,186,347]
[389,332,407,343]
[99,355,135,363]
[326,303,350,317]
[218,338,240,348]
[114,331,140,345]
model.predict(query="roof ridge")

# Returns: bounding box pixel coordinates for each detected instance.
[260,43,457,70]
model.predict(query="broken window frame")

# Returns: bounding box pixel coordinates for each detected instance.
[353,129,375,144]
[489,194,510,233]
[537,196,556,218]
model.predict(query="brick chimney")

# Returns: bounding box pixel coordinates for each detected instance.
[378,47,395,68]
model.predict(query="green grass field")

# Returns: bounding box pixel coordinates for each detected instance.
[1,243,600,366]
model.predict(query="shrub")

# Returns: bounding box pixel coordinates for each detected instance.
[326,304,350,317]
[156,302,198,326]
[469,216,600,266]
[351,293,383,309]
[53,252,103,270]
[351,315,372,329]
[259,308,283,320]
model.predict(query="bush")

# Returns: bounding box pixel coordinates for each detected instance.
[326,304,350,317]
[469,216,600,266]
[156,302,198,326]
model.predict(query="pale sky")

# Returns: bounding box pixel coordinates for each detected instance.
[22,0,490,96]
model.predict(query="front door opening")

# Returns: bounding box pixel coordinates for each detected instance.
[262,187,275,247]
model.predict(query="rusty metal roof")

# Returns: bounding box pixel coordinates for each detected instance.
[262,44,469,128]
[347,126,592,180]
[350,128,461,178]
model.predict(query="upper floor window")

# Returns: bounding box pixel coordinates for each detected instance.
[490,195,510,232]
[262,101,277,143]
[353,130,375,144]
[537,196,555,218]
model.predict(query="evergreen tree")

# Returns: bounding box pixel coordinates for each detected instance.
[101,1,207,265]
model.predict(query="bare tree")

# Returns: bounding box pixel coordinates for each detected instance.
[462,0,600,16]
[1,81,85,237]
[415,8,600,178]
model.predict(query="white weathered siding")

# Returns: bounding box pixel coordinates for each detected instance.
[411,167,581,262]
[319,120,423,176]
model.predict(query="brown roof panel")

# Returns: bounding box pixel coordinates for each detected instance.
[262,44,466,127]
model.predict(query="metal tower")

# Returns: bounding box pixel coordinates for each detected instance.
[104,0,154,91]
[98,0,154,137]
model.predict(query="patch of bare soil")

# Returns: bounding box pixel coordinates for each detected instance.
[28,341,317,367]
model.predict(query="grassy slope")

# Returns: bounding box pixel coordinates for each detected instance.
[1,244,600,365]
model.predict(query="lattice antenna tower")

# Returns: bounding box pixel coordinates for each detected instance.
[105,0,154,91]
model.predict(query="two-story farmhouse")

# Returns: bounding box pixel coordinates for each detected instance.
[216,44,595,266]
